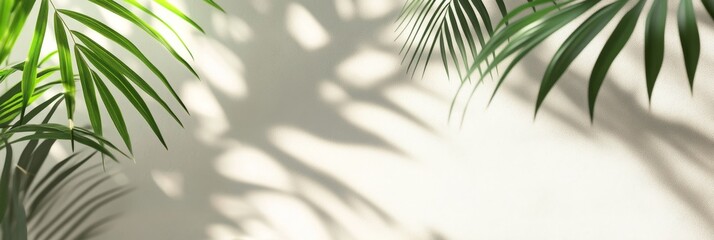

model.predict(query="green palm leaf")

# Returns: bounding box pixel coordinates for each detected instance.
[58,9,188,113]
[0,0,224,236]
[20,0,49,121]
[410,0,714,121]
[151,0,205,33]
[677,0,700,91]
[203,0,225,12]
[88,0,198,77]
[644,0,667,99]
[396,0,500,79]
[589,0,646,120]
[53,12,75,127]
[536,1,626,116]
[78,45,168,149]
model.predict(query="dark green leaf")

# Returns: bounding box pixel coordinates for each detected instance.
[588,0,646,121]
[0,140,12,224]
[677,0,700,90]
[702,0,714,20]
[644,0,667,100]
[203,0,225,12]
[535,1,625,116]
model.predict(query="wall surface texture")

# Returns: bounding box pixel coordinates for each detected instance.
[44,0,714,239]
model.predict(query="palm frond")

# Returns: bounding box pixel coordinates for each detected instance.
[0,97,129,238]
[396,0,500,79]
[451,0,713,121]
[0,140,129,239]
[0,0,224,158]
[0,0,224,237]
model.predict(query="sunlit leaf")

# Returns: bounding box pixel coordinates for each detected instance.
[73,31,183,128]
[20,0,49,120]
[58,9,188,113]
[203,0,225,12]
[90,70,132,154]
[78,45,168,149]
[88,0,198,77]
[152,0,205,33]
[54,12,75,126]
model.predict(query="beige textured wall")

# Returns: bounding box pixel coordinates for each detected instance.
[43,0,714,239]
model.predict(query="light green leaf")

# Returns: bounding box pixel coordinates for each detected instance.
[152,0,204,32]
[58,9,188,113]
[54,12,76,124]
[75,48,102,137]
[90,70,132,154]
[78,45,168,149]
[72,31,183,128]
[88,0,198,77]
[20,0,49,120]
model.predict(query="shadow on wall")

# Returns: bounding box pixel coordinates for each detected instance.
[50,0,714,239]
[63,0,450,239]
[183,0,446,239]
[456,3,714,231]
[500,51,714,229]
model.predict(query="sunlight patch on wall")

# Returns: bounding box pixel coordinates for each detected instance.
[192,37,249,99]
[97,7,132,35]
[268,126,438,239]
[212,14,254,43]
[240,219,282,239]
[145,0,201,61]
[286,3,331,51]
[205,224,244,240]
[181,81,229,144]
[340,102,447,160]
[247,192,331,240]
[337,47,399,88]
[335,0,356,20]
[211,194,259,222]
[214,144,293,192]
[319,80,350,104]
[355,0,398,19]
[49,144,70,163]
[251,0,272,14]
[383,83,448,130]
[208,193,283,239]
[151,170,184,199]
[297,176,416,240]
[269,125,404,175]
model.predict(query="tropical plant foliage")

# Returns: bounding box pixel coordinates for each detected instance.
[0,0,222,237]
[2,139,129,239]
[398,0,714,121]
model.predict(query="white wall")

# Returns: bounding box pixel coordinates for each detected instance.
[46,0,714,239]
